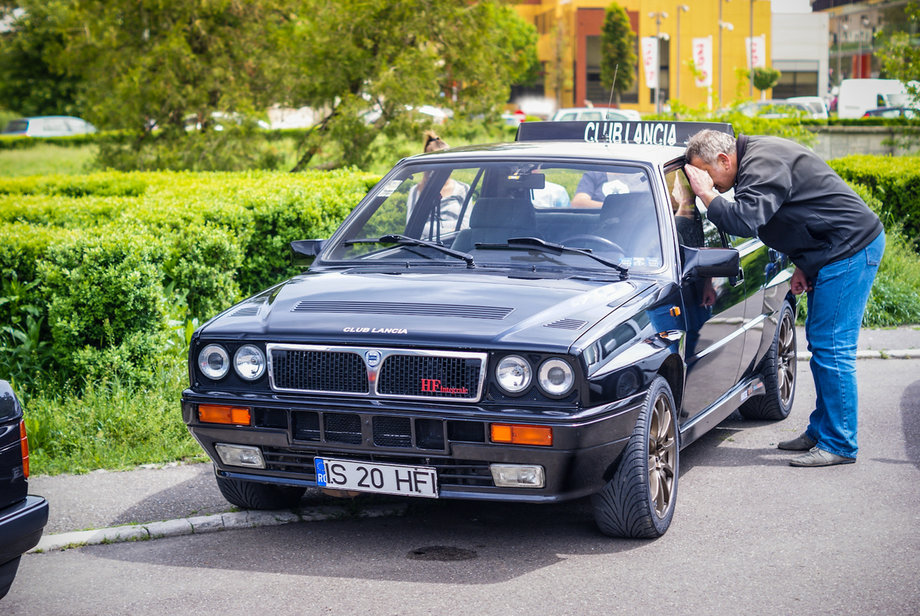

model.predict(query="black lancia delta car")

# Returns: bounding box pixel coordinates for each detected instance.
[182,121,797,538]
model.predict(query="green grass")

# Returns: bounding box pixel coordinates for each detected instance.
[0,143,98,177]
[24,360,207,475]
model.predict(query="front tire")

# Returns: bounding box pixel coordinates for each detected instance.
[216,473,306,510]
[739,301,797,421]
[592,376,679,538]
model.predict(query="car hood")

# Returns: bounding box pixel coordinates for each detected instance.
[198,269,653,352]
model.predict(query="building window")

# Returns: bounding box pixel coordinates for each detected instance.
[772,71,818,99]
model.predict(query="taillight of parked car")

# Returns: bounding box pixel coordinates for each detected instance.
[20,420,30,478]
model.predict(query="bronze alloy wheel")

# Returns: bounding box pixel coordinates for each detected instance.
[739,301,797,421]
[649,392,677,518]
[593,376,679,538]
[776,308,797,408]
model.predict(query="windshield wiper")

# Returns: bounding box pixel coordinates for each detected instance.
[346,234,476,268]
[476,237,628,277]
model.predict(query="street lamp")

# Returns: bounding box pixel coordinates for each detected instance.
[749,0,754,98]
[836,19,845,83]
[719,21,734,107]
[676,5,689,101]
[718,0,732,108]
[650,11,668,114]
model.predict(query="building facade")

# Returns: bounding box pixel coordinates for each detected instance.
[514,0,774,114]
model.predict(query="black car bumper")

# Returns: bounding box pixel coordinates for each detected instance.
[182,391,645,503]
[0,495,49,597]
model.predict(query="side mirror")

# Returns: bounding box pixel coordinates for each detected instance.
[681,246,740,279]
[290,239,326,266]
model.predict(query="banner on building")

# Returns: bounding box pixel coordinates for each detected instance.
[641,37,659,89]
[692,36,713,88]
[746,35,766,69]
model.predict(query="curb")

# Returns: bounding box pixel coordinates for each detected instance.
[797,349,920,361]
[30,502,408,553]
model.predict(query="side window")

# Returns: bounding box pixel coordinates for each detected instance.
[665,169,707,247]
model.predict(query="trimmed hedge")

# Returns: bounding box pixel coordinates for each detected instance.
[829,155,920,242]
[0,169,378,390]
[2,158,919,393]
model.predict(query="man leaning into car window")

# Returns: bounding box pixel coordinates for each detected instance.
[684,129,885,468]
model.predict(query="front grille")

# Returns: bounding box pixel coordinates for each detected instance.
[261,448,494,488]
[267,344,486,402]
[270,349,368,393]
[324,413,362,444]
[373,416,412,448]
[378,355,481,400]
[290,410,449,451]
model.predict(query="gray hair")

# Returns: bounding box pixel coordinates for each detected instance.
[685,129,736,165]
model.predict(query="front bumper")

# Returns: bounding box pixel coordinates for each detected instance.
[182,391,644,503]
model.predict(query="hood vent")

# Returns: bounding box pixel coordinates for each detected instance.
[544,318,587,330]
[230,305,261,317]
[292,300,513,320]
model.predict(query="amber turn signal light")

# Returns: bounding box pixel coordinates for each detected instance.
[19,420,29,479]
[198,404,252,426]
[490,423,553,447]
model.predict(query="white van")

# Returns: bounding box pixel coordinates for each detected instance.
[836,79,911,119]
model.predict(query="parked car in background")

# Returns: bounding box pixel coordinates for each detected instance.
[836,78,915,119]
[1,115,96,138]
[184,111,270,132]
[0,381,48,600]
[786,96,829,120]
[861,106,918,119]
[182,119,797,539]
[551,107,638,122]
[737,99,813,119]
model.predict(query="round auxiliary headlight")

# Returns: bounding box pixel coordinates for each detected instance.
[198,344,230,380]
[495,355,532,394]
[234,344,266,381]
[538,358,575,396]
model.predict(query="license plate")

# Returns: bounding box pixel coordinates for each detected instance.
[314,457,439,499]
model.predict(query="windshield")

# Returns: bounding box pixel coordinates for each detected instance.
[324,158,664,272]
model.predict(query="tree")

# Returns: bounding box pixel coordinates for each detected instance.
[283,0,538,169]
[0,3,81,116]
[600,3,637,107]
[876,0,920,102]
[750,67,782,100]
[47,0,295,135]
[1,1,538,170]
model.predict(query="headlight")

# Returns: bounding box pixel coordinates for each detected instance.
[198,344,230,380]
[495,355,532,394]
[538,358,575,396]
[234,344,266,380]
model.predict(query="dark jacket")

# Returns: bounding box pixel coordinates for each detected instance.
[707,135,883,279]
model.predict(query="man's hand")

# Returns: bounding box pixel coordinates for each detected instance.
[684,164,718,206]
[790,266,812,295]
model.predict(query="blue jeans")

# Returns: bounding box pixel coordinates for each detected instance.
[804,230,885,459]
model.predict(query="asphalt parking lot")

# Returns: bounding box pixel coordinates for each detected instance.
[6,326,919,615]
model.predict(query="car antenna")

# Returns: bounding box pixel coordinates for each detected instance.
[605,64,619,120]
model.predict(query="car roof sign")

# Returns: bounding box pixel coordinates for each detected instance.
[516,120,734,146]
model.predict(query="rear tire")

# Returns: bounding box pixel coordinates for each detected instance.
[739,301,797,421]
[216,474,306,510]
[592,376,679,538]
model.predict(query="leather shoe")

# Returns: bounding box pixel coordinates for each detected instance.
[789,447,856,467]
[777,432,817,451]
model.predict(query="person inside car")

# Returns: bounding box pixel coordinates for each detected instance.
[406,131,470,235]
